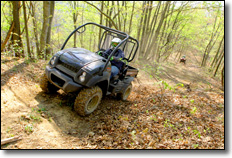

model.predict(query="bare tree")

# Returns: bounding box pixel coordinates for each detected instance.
[39,1,51,59]
[11,1,24,57]
[23,1,31,58]
[70,1,79,47]
[1,22,14,52]
[29,1,40,56]
[45,1,55,58]
[39,1,55,59]
[84,1,118,30]
[146,1,171,62]
[128,1,135,35]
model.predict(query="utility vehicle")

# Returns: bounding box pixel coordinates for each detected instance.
[180,55,186,64]
[40,22,139,116]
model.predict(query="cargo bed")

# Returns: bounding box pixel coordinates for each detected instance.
[126,65,138,78]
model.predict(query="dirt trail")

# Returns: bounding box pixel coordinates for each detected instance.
[1,56,224,149]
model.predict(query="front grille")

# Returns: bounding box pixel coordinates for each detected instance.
[51,74,65,87]
[59,61,79,73]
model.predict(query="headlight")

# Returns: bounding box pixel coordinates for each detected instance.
[79,72,86,82]
[50,56,57,65]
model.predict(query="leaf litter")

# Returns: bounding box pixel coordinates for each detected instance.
[1,56,224,149]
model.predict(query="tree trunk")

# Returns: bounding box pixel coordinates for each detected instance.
[84,1,118,30]
[105,1,110,27]
[99,1,104,43]
[108,1,114,28]
[128,1,135,35]
[122,1,127,33]
[150,1,171,62]
[71,1,79,48]
[201,14,221,67]
[135,1,146,60]
[213,46,224,77]
[1,22,14,52]
[144,1,161,59]
[11,1,24,57]
[45,1,55,59]
[211,35,224,68]
[117,1,121,31]
[23,1,31,58]
[81,5,84,47]
[139,1,149,56]
[39,1,51,59]
[30,1,40,56]
[221,65,224,88]
[142,1,153,57]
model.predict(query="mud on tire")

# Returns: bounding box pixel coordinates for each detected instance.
[74,86,102,116]
[117,83,132,101]
[39,73,59,93]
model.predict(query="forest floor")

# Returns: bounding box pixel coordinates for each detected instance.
[1,54,224,149]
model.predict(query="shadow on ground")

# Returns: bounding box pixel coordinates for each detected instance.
[34,91,133,140]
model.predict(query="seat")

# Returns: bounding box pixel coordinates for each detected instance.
[111,62,128,82]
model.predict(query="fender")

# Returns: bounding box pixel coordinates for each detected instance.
[86,71,110,87]
[121,77,134,92]
[111,77,134,93]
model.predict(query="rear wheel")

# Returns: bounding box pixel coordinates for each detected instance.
[117,83,132,101]
[40,73,59,93]
[74,86,102,116]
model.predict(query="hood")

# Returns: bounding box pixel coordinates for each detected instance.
[58,48,104,69]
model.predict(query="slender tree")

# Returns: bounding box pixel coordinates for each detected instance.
[11,1,24,57]
[1,22,14,52]
[213,45,224,77]
[70,1,79,47]
[148,1,171,61]
[99,1,104,42]
[23,1,31,58]
[211,35,224,68]
[39,1,51,59]
[29,1,40,56]
[128,1,135,35]
[45,1,55,58]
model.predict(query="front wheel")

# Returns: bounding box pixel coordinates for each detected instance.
[117,83,132,101]
[74,86,102,116]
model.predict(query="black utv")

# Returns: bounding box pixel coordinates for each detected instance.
[40,22,139,116]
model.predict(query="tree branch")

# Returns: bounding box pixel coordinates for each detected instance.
[84,1,118,30]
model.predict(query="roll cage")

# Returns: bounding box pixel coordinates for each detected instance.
[61,22,139,74]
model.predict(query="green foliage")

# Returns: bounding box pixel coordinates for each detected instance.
[176,83,184,87]
[9,134,15,137]
[190,99,195,103]
[6,127,11,133]
[192,144,199,149]
[29,114,41,122]
[150,114,158,122]
[25,124,33,133]
[158,80,175,92]
[193,129,201,138]
[164,119,177,130]
[190,107,197,114]
[37,107,46,113]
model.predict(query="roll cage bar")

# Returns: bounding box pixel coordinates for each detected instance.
[61,22,139,75]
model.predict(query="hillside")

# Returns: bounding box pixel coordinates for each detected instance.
[1,55,224,149]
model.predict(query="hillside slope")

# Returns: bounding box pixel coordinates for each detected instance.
[1,56,224,149]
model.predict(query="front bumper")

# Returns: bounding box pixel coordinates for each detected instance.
[45,66,82,93]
